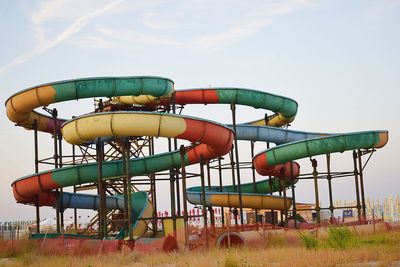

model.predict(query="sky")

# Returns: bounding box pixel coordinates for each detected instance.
[0,0,399,221]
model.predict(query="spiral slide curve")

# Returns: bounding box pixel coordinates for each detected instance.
[6,77,388,238]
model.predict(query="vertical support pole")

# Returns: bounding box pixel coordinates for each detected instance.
[357,149,367,221]
[280,167,288,228]
[206,162,215,229]
[33,120,39,173]
[229,148,238,225]
[311,158,320,224]
[149,137,157,237]
[218,157,225,226]
[353,150,362,222]
[58,135,63,168]
[250,141,259,229]
[121,140,129,233]
[97,139,107,239]
[33,119,40,234]
[226,212,231,247]
[200,155,208,248]
[266,141,275,226]
[230,103,244,228]
[52,108,61,234]
[72,145,78,230]
[179,145,189,248]
[278,185,284,224]
[124,138,133,240]
[172,97,181,217]
[289,162,297,228]
[326,154,335,223]
[58,133,64,232]
[168,138,177,235]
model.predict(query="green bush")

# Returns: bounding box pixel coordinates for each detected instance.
[327,227,353,249]
[299,232,318,250]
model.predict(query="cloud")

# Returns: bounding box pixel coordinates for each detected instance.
[88,0,313,51]
[141,12,186,31]
[98,27,183,46]
[30,0,70,45]
[191,20,271,51]
[67,36,118,49]
[0,0,123,75]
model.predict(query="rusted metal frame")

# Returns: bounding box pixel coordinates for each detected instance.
[297,172,357,180]
[36,154,86,165]
[104,142,123,161]
[171,95,181,218]
[218,157,225,226]
[311,158,321,224]
[78,145,93,164]
[210,161,239,169]
[326,205,359,210]
[140,214,203,221]
[357,149,367,220]
[121,139,129,235]
[326,154,335,223]
[264,115,276,227]
[228,147,238,225]
[33,120,40,234]
[266,141,276,226]
[289,162,297,228]
[114,182,151,186]
[208,159,253,167]
[280,166,288,228]
[51,108,61,234]
[130,139,148,158]
[295,206,359,212]
[352,150,362,222]
[107,180,123,195]
[96,139,107,238]
[199,155,209,248]
[361,149,375,171]
[58,132,65,233]
[230,103,244,228]
[73,145,78,230]
[105,187,116,195]
[206,162,215,230]
[250,141,259,229]
[149,137,158,237]
[167,137,177,235]
[209,161,252,169]
[124,138,133,240]
[278,189,284,224]
[179,145,189,247]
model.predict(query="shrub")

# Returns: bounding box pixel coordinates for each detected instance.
[327,227,353,249]
[299,232,319,250]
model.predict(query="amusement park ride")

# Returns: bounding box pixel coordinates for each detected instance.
[5,76,388,249]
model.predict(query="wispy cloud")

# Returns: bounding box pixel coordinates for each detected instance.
[98,27,182,46]
[0,0,123,75]
[89,0,313,51]
[30,0,67,45]
[191,20,271,51]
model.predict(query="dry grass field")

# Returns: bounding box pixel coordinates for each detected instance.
[1,226,400,267]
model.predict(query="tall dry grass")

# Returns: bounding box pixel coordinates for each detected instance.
[0,230,399,267]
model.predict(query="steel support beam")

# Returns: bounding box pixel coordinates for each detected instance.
[311,158,320,224]
[230,103,244,228]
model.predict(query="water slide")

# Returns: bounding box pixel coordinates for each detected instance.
[6,76,388,237]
